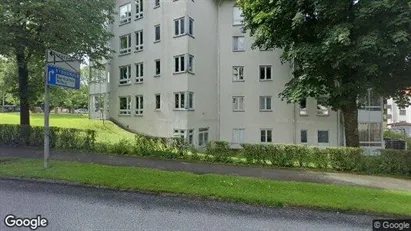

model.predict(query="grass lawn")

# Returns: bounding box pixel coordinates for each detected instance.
[0,113,134,144]
[1,158,410,217]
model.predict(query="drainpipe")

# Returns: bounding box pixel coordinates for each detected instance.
[216,0,221,140]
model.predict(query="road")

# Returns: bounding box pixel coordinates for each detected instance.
[0,179,374,231]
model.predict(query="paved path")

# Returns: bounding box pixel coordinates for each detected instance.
[1,147,411,192]
[0,179,374,231]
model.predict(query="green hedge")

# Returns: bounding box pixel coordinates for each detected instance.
[0,124,95,150]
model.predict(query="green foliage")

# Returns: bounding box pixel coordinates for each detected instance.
[384,130,411,150]
[206,141,232,162]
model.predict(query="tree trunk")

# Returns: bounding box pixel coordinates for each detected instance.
[342,98,360,147]
[16,50,30,126]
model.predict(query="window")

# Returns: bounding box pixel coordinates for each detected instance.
[119,65,131,85]
[300,130,308,143]
[359,123,382,147]
[135,30,144,51]
[174,92,194,110]
[260,129,272,143]
[135,62,143,83]
[154,25,161,42]
[198,128,209,147]
[232,96,244,112]
[135,95,144,115]
[232,128,245,144]
[259,65,272,80]
[119,34,131,55]
[233,66,244,82]
[155,59,161,76]
[135,0,143,19]
[359,92,382,111]
[188,18,194,36]
[233,7,244,25]
[174,17,185,36]
[317,98,329,115]
[299,99,307,115]
[233,36,245,51]
[119,3,132,24]
[174,54,194,73]
[154,0,160,8]
[400,109,407,116]
[187,129,194,145]
[173,129,194,145]
[119,96,131,115]
[155,94,161,110]
[317,130,329,144]
[173,129,185,139]
[259,96,272,111]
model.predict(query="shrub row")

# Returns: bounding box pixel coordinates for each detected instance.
[0,124,95,150]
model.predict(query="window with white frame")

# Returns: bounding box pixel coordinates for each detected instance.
[135,62,143,83]
[119,65,131,85]
[154,0,160,8]
[233,36,245,51]
[259,96,272,111]
[317,130,329,144]
[119,3,132,24]
[135,95,144,115]
[154,25,160,42]
[300,130,308,143]
[119,96,131,115]
[174,17,185,36]
[174,92,194,110]
[187,129,194,145]
[232,128,245,144]
[188,18,194,36]
[198,128,209,147]
[359,122,382,147]
[135,0,143,19]
[259,65,272,80]
[155,59,161,76]
[119,34,131,55]
[232,96,244,112]
[299,99,307,115]
[155,94,161,110]
[135,30,144,51]
[173,129,185,139]
[233,6,244,25]
[317,97,329,115]
[174,54,194,73]
[173,129,194,145]
[233,66,244,81]
[260,129,272,143]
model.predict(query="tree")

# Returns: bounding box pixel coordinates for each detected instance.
[238,0,411,147]
[0,0,114,126]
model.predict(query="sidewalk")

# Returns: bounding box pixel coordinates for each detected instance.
[1,147,411,192]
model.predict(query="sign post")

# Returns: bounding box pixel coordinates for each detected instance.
[44,49,81,168]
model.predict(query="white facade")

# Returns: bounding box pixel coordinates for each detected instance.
[90,0,383,148]
[386,98,411,137]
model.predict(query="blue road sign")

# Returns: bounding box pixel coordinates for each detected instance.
[46,65,80,90]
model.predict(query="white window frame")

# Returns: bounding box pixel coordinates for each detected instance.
[317,130,329,145]
[232,128,245,144]
[233,66,244,82]
[259,65,272,80]
[135,0,143,19]
[260,129,273,143]
[316,97,329,116]
[119,65,131,85]
[135,62,143,83]
[119,3,132,24]
[155,59,161,76]
[174,17,185,36]
[174,54,194,73]
[232,96,244,112]
[154,24,161,42]
[173,129,194,145]
[299,99,307,115]
[119,96,131,115]
[259,96,272,111]
[135,30,144,51]
[155,94,161,110]
[174,92,194,110]
[119,34,132,55]
[233,36,245,51]
[300,130,308,144]
[135,95,144,116]
[233,6,244,26]
[154,0,160,8]
[188,17,194,36]
[198,128,209,147]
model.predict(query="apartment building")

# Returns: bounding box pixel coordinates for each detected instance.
[386,98,411,136]
[89,0,384,149]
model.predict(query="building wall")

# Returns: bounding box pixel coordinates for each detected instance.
[387,98,411,124]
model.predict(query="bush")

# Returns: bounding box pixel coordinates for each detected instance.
[328,147,365,171]
[206,141,231,162]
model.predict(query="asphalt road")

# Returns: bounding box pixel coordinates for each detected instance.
[0,179,375,231]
